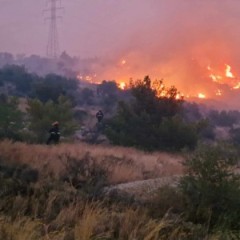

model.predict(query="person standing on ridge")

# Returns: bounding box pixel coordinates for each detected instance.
[46,121,60,145]
[96,110,104,123]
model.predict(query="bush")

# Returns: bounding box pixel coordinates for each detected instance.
[0,159,38,201]
[146,186,185,219]
[229,127,240,146]
[60,152,109,198]
[180,144,240,230]
[0,97,24,141]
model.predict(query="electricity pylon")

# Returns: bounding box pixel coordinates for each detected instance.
[44,0,63,58]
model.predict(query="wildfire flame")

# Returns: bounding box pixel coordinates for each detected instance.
[207,63,240,91]
[225,64,235,78]
[76,57,240,103]
[119,82,126,90]
[233,82,240,89]
[216,89,223,96]
[77,73,98,83]
[198,93,206,99]
[209,73,222,82]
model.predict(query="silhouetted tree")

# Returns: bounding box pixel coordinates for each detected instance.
[97,80,119,111]
[33,74,78,103]
[208,110,240,127]
[79,88,94,105]
[106,76,199,151]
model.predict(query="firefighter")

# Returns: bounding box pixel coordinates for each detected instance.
[46,121,60,145]
[96,110,104,123]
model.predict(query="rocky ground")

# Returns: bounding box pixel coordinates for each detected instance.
[105,175,182,200]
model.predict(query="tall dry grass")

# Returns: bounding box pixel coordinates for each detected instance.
[1,140,239,239]
[0,140,183,184]
[1,205,237,240]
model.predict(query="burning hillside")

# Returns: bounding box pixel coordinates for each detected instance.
[74,1,240,109]
[76,55,240,108]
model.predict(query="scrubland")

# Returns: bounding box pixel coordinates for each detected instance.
[0,141,240,239]
[0,140,183,184]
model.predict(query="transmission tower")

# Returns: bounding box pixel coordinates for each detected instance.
[44,0,63,58]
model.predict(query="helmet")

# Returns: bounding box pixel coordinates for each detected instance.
[52,121,59,126]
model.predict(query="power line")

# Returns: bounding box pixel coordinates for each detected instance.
[44,0,63,58]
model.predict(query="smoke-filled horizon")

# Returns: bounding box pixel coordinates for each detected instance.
[1,0,240,107]
[1,1,239,56]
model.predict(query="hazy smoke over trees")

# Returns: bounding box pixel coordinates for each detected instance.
[1,1,240,108]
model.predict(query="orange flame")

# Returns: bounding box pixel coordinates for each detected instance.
[198,93,206,99]
[207,63,240,92]
[209,74,222,82]
[77,73,98,83]
[216,89,223,96]
[225,64,235,78]
[233,82,240,89]
[119,82,126,90]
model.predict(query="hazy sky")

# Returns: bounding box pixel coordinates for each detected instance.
[1,1,240,60]
[0,0,159,57]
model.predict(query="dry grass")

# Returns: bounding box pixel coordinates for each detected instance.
[0,217,43,240]
[1,141,239,239]
[0,140,183,184]
[2,202,172,240]
[1,205,234,240]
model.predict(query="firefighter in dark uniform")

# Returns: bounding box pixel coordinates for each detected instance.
[96,110,104,123]
[46,121,60,145]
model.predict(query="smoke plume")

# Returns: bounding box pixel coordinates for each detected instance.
[91,0,240,109]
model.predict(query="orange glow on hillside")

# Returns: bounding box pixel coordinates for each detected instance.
[76,56,240,103]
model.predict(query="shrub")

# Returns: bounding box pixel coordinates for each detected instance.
[0,160,38,196]
[229,127,240,146]
[60,153,109,198]
[180,144,240,230]
[146,186,185,219]
[0,97,24,141]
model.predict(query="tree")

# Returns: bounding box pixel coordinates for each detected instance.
[27,96,78,143]
[33,74,78,103]
[0,65,37,96]
[97,80,119,111]
[97,80,118,97]
[208,110,240,127]
[106,76,198,151]
[79,88,94,105]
